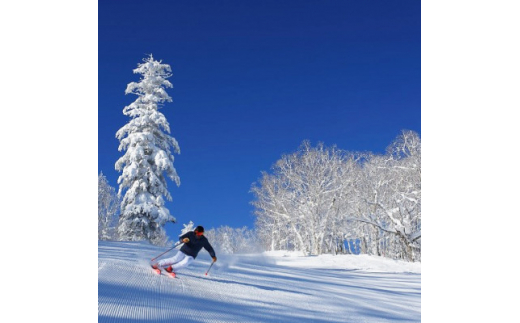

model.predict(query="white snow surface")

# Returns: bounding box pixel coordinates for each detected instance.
[99,241,420,323]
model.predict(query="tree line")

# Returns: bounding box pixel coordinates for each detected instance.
[100,130,421,261]
[251,130,421,261]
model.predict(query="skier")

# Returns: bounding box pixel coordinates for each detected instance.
[151,226,217,277]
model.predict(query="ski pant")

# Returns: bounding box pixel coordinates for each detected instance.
[157,251,194,272]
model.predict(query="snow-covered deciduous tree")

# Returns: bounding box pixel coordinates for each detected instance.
[349,130,421,261]
[205,226,262,254]
[115,54,180,245]
[180,221,195,236]
[216,226,236,254]
[98,172,120,240]
[252,142,359,255]
[251,131,421,261]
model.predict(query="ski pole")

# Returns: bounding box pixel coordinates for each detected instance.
[205,261,215,276]
[151,241,182,262]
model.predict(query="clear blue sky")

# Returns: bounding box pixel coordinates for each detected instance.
[98,0,420,240]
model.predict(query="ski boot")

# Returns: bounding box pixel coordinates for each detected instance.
[165,266,176,278]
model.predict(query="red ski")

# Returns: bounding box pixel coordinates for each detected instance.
[151,264,177,278]
[151,264,161,275]
[164,266,177,278]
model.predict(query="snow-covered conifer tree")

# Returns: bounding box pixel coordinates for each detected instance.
[98,172,120,240]
[115,54,180,245]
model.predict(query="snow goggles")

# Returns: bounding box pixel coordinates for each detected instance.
[195,231,204,236]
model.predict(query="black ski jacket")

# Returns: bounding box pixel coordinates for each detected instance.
[179,231,216,259]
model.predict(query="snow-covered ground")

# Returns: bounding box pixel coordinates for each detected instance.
[98,241,421,322]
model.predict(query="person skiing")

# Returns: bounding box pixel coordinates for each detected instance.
[151,226,217,277]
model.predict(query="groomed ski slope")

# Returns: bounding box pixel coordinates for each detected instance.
[99,241,420,323]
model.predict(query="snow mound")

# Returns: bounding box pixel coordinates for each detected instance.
[261,251,421,273]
